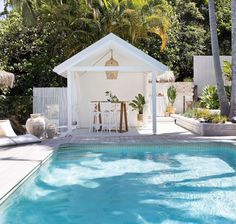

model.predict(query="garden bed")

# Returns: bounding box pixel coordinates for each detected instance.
[174,115,236,136]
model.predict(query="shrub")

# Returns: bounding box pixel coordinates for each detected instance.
[211,115,228,124]
[183,109,211,120]
[199,85,231,109]
[183,110,196,118]
[0,95,32,124]
[183,109,228,123]
[199,86,219,109]
[194,109,212,122]
[183,77,193,82]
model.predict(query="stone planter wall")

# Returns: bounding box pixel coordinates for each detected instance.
[174,115,236,136]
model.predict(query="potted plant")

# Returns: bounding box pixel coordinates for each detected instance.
[129,94,146,122]
[166,85,177,114]
[105,91,119,102]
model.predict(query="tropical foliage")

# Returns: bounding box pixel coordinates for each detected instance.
[184,108,228,123]
[0,0,233,122]
[199,85,219,109]
[129,94,146,114]
[167,85,177,106]
[223,61,232,81]
[199,85,231,109]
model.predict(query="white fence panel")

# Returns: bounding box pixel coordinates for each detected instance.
[33,87,67,129]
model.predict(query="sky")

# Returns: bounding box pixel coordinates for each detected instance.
[0,0,4,12]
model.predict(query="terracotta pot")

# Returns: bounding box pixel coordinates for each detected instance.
[169,106,176,114]
[26,114,46,138]
[46,124,57,139]
[166,105,176,114]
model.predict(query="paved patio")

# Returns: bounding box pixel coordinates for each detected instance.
[1,117,236,204]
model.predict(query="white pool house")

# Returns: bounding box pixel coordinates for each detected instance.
[50,33,170,134]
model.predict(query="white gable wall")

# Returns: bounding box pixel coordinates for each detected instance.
[76,72,146,128]
[73,44,150,68]
[54,33,170,76]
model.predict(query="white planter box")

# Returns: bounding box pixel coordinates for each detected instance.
[174,115,236,136]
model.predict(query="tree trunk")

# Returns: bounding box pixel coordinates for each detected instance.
[208,0,230,116]
[229,0,236,119]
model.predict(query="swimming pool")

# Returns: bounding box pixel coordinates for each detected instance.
[1,143,236,224]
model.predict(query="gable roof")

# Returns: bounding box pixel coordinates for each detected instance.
[53,33,170,75]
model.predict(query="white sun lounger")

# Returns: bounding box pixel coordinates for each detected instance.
[0,120,41,147]
[0,120,17,137]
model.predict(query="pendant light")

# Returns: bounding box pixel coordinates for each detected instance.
[105,50,119,80]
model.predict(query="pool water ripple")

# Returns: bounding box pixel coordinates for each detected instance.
[0,144,236,224]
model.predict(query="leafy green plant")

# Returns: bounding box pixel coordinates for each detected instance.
[105,91,119,102]
[199,85,219,109]
[183,108,228,123]
[199,85,231,109]
[183,77,193,82]
[225,85,231,100]
[0,95,32,124]
[223,61,232,81]
[182,109,197,118]
[211,115,228,123]
[196,109,213,122]
[129,94,145,114]
[167,85,177,105]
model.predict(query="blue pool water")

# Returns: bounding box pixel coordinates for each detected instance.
[1,143,236,224]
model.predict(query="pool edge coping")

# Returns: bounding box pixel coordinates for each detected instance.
[0,150,54,205]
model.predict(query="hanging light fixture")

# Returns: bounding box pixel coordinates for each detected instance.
[105,49,119,80]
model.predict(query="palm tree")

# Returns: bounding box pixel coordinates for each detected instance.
[4,0,36,25]
[90,0,169,51]
[39,0,100,57]
[208,0,230,116]
[229,0,236,119]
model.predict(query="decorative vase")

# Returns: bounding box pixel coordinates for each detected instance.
[46,124,57,139]
[26,114,46,138]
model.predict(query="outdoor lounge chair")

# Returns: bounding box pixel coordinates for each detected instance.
[0,120,41,147]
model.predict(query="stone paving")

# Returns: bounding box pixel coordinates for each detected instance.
[1,118,236,204]
[0,144,53,204]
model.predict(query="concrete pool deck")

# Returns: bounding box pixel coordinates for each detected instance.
[1,117,236,204]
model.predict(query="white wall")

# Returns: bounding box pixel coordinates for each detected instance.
[194,56,231,96]
[146,82,194,115]
[76,72,145,128]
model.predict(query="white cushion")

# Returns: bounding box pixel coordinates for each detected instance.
[11,134,41,145]
[0,137,16,147]
[0,120,17,137]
